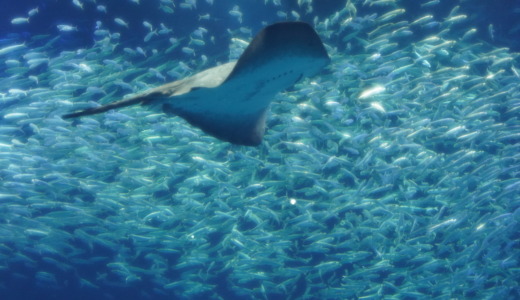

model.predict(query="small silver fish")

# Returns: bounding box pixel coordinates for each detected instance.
[114,18,129,28]
[57,25,78,32]
[28,7,39,17]
[11,17,30,25]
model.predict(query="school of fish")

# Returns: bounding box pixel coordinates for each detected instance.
[0,0,519,299]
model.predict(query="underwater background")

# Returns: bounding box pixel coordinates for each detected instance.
[1,0,520,299]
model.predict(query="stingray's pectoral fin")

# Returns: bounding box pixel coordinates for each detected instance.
[62,92,158,119]
[163,103,268,146]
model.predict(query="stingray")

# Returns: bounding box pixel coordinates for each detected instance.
[63,21,330,146]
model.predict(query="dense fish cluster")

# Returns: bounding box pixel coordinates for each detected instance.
[1,0,519,299]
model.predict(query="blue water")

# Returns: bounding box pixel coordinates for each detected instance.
[1,0,519,299]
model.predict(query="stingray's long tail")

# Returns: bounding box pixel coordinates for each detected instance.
[62,93,154,119]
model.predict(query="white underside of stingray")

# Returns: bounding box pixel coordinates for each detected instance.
[63,22,330,146]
